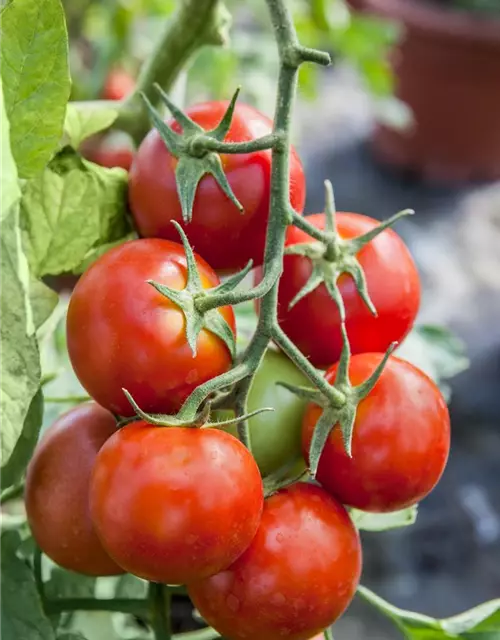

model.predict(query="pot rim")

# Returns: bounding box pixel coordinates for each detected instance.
[359,0,500,45]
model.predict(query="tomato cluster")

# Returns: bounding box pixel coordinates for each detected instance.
[26,99,450,640]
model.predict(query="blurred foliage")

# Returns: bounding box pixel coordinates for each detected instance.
[443,0,500,14]
[63,0,399,116]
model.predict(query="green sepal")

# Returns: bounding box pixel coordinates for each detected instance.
[287,180,414,320]
[140,86,244,223]
[208,87,241,141]
[281,323,395,476]
[275,381,325,405]
[148,221,236,359]
[123,388,273,429]
[211,260,253,295]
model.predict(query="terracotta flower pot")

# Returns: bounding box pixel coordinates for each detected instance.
[352,0,500,182]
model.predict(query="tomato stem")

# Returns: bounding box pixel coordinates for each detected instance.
[150,582,172,640]
[128,0,230,143]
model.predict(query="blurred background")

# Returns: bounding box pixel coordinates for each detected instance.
[64,0,500,637]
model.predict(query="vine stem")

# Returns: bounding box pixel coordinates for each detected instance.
[115,0,231,143]
[175,0,331,441]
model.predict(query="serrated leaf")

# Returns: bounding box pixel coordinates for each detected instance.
[1,388,43,490]
[0,0,71,178]
[64,103,119,149]
[20,147,132,277]
[358,586,500,639]
[1,82,41,468]
[1,531,55,640]
[350,506,417,531]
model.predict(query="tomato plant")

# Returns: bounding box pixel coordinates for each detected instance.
[260,212,421,369]
[66,238,235,417]
[303,354,450,512]
[90,423,263,584]
[128,101,306,272]
[2,0,489,639]
[217,348,309,477]
[188,482,361,640]
[25,403,122,576]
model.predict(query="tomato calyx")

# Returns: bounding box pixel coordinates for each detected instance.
[140,84,244,222]
[122,387,273,429]
[148,221,239,359]
[281,324,396,475]
[286,181,414,320]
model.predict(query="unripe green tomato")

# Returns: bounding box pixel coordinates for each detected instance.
[216,349,309,478]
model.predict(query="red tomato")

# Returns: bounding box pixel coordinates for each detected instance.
[128,101,306,272]
[262,212,420,369]
[86,144,134,171]
[302,354,450,512]
[67,239,235,417]
[188,483,361,640]
[90,423,263,584]
[102,69,135,101]
[25,403,122,576]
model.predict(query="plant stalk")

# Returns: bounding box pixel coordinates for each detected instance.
[116,0,231,143]
[150,582,172,640]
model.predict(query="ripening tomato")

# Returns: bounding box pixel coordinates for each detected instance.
[85,141,134,171]
[302,354,450,512]
[67,239,235,417]
[188,483,361,640]
[217,349,309,478]
[265,212,420,369]
[128,101,306,272]
[102,69,135,101]
[90,423,263,584]
[25,403,122,576]
[81,131,135,171]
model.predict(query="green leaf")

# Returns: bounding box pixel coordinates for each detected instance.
[0,0,71,178]
[20,147,132,277]
[30,278,58,329]
[57,634,89,640]
[397,325,469,400]
[1,530,55,640]
[64,103,119,149]
[350,505,417,531]
[358,586,500,639]
[1,81,41,469]
[1,388,43,490]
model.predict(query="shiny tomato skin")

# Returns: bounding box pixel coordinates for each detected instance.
[303,354,450,512]
[90,423,264,584]
[66,239,235,417]
[128,101,306,272]
[102,69,135,101]
[271,212,420,369]
[218,349,309,478]
[188,483,361,640]
[25,403,122,576]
